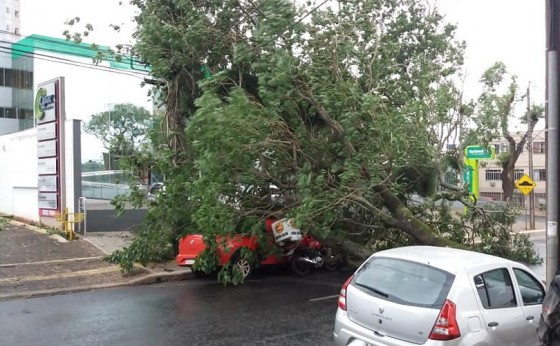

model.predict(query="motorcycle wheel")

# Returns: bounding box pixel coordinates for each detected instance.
[291,255,311,276]
[323,259,340,272]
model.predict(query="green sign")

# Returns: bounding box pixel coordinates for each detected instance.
[463,167,473,193]
[465,146,493,159]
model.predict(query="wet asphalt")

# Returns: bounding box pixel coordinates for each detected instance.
[0,268,353,346]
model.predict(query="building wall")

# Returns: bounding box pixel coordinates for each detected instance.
[0,0,21,35]
[0,0,32,136]
[479,130,546,204]
[0,127,39,221]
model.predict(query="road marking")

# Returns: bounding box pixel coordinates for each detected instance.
[0,266,120,284]
[309,294,339,302]
[0,256,104,268]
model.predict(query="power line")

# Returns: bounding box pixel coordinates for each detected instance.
[0,45,147,79]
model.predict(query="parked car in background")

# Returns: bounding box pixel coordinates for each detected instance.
[334,246,545,346]
[146,182,164,204]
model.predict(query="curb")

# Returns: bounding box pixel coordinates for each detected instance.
[0,282,129,302]
[128,269,194,285]
[0,270,195,301]
[7,219,68,243]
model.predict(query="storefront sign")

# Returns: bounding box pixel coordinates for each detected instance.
[38,140,57,158]
[38,175,58,192]
[37,122,57,141]
[38,192,58,209]
[38,157,57,175]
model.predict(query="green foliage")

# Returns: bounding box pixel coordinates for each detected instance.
[84,103,155,157]
[105,213,177,273]
[0,217,6,231]
[81,160,105,172]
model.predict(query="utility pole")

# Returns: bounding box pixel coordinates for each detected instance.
[546,0,560,284]
[527,83,536,230]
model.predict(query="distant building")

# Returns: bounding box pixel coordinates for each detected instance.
[478,130,546,207]
[0,0,30,135]
[0,31,150,136]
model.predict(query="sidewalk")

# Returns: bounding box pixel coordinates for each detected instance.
[0,221,192,301]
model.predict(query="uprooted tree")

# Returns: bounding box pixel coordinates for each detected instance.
[72,0,540,281]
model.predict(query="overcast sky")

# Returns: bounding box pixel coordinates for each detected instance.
[19,0,546,160]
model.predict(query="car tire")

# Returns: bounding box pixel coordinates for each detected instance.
[231,251,253,279]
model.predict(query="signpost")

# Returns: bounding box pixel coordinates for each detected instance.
[515,174,537,196]
[464,146,495,201]
[465,146,494,160]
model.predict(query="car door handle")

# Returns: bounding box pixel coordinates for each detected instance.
[526,316,535,321]
[488,322,499,327]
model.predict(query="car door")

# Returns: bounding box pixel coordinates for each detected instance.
[471,267,527,346]
[511,267,545,345]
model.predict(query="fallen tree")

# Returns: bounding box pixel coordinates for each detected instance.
[92,0,540,282]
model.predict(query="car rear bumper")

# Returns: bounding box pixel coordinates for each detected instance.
[176,255,196,266]
[334,309,461,346]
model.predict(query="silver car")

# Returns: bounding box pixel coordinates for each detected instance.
[333,246,545,346]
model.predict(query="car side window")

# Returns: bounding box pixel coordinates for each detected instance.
[474,268,517,309]
[513,268,545,305]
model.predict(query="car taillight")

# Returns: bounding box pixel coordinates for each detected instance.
[429,299,461,340]
[338,275,354,311]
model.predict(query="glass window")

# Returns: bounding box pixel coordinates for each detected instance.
[534,169,547,181]
[0,68,4,86]
[486,169,501,181]
[533,142,546,154]
[514,169,524,180]
[513,268,544,305]
[4,108,16,119]
[353,257,455,309]
[474,268,517,309]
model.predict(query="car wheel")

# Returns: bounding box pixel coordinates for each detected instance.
[291,254,311,276]
[231,252,253,279]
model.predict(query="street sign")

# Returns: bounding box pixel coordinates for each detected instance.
[465,146,494,159]
[515,174,537,196]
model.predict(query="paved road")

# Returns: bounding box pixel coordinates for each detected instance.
[0,269,352,346]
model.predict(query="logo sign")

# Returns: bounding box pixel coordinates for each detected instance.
[34,82,57,124]
[36,77,64,218]
[465,146,494,159]
[515,174,536,196]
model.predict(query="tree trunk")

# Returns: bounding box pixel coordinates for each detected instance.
[501,161,515,201]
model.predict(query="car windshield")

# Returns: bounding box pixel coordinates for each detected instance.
[353,256,455,309]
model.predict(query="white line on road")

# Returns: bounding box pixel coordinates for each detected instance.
[309,294,339,302]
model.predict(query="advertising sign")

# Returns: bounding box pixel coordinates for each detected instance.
[38,193,58,209]
[36,77,65,218]
[38,157,57,175]
[35,81,58,124]
[37,122,57,141]
[38,175,58,192]
[38,140,57,158]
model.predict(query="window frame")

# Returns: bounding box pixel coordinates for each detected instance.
[474,267,518,310]
[513,268,545,306]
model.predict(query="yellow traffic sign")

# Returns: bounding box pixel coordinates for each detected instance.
[515,174,537,196]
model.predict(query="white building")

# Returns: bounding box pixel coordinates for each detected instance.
[478,130,547,206]
[1,0,20,36]
[0,0,30,135]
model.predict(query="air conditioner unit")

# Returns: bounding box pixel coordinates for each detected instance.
[490,182,496,187]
